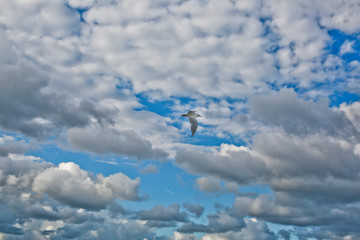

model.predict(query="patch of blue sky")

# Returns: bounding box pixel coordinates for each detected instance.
[135,93,175,116]
[267,79,360,107]
[266,30,359,101]
[65,3,89,23]
[266,81,299,92]
[329,91,360,107]
[182,132,237,147]
[26,144,141,178]
[115,77,133,91]
[327,30,359,56]
[122,160,238,212]
[266,222,296,239]
[134,94,239,146]
[0,130,28,142]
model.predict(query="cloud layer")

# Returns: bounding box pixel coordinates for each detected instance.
[0,0,360,239]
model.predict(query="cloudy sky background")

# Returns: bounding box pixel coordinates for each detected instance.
[0,0,360,239]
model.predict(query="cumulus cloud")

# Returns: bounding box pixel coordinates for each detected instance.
[80,0,277,98]
[64,0,359,98]
[33,162,140,210]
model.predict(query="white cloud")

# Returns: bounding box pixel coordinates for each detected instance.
[340,101,360,132]
[340,40,355,55]
[0,0,80,38]
[32,162,140,209]
[317,0,360,33]
[8,153,42,162]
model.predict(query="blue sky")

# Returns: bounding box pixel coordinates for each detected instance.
[0,0,360,239]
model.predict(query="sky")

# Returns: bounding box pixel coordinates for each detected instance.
[0,0,360,239]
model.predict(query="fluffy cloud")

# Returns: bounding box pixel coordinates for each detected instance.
[63,0,358,99]
[81,0,276,98]
[32,162,140,209]
[0,0,80,38]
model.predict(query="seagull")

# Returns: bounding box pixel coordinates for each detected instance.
[182,111,202,136]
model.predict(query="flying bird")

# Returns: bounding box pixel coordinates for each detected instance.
[182,111,201,136]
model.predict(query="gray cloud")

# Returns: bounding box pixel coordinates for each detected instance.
[145,220,178,228]
[249,88,358,139]
[183,203,204,218]
[39,219,158,240]
[0,29,116,139]
[0,224,23,236]
[278,229,291,240]
[107,201,128,217]
[178,210,244,234]
[137,204,188,223]
[176,146,269,185]
[68,127,169,160]
[195,176,223,193]
[0,136,27,157]
[232,193,360,236]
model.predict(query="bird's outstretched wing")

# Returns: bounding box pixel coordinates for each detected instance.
[189,117,198,136]
[188,111,196,114]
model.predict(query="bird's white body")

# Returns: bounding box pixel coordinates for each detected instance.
[182,111,201,136]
